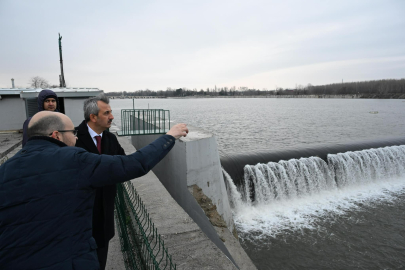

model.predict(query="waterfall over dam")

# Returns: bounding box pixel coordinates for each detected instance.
[223,144,405,270]
[220,137,405,190]
[234,145,405,205]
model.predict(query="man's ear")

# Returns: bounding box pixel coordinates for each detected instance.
[50,131,61,141]
[89,114,98,123]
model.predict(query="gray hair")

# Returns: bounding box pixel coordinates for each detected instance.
[83,93,109,122]
[27,115,65,138]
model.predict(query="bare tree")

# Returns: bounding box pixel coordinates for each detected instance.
[30,76,50,88]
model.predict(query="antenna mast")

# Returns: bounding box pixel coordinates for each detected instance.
[58,33,66,88]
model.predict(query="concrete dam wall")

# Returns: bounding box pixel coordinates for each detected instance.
[130,125,256,270]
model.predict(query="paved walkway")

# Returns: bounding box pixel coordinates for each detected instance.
[105,225,125,269]
[0,132,23,159]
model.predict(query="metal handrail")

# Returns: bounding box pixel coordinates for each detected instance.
[118,109,170,136]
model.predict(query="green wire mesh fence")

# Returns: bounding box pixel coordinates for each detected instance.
[115,181,176,270]
[118,109,170,136]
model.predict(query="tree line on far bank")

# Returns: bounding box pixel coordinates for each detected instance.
[24,76,405,98]
[104,78,405,98]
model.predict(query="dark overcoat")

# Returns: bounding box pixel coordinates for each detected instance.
[75,120,125,248]
[0,135,175,269]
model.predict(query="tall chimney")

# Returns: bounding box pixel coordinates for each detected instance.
[11,78,15,88]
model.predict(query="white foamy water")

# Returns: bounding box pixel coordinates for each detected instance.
[222,168,243,210]
[226,145,405,239]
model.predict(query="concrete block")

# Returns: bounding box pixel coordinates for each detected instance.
[130,125,240,268]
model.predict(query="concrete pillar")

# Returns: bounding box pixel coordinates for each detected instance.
[131,126,234,231]
[131,125,238,266]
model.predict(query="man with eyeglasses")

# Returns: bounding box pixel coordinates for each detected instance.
[22,89,60,147]
[49,129,78,136]
[75,93,125,269]
[0,110,188,269]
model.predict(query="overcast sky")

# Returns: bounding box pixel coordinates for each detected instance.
[1,0,404,92]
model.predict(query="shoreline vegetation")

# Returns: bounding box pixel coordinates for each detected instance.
[106,78,405,99]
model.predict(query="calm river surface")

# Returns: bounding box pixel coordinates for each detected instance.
[111,98,405,269]
[111,98,405,153]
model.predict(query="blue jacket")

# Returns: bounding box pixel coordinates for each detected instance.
[0,134,175,269]
[22,89,60,147]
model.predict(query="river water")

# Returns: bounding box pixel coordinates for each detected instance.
[111,98,405,269]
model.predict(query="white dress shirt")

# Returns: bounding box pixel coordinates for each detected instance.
[87,124,103,147]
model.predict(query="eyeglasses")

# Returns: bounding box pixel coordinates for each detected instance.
[49,130,78,136]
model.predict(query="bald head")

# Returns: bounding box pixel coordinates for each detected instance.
[28,111,77,146]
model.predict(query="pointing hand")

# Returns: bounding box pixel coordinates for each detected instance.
[166,123,188,139]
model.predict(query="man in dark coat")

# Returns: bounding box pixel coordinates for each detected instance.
[22,89,60,147]
[0,111,188,270]
[75,94,124,269]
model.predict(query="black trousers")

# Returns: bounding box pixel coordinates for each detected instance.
[96,243,109,270]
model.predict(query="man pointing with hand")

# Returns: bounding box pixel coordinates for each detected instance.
[0,110,188,270]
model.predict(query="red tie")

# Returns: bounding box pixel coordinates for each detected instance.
[95,136,102,154]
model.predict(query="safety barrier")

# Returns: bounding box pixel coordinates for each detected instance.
[115,181,176,270]
[118,109,170,136]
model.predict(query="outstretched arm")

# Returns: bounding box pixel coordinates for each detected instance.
[78,125,188,188]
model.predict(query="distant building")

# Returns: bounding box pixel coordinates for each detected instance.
[0,88,103,131]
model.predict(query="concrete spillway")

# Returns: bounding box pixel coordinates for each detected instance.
[220,137,405,189]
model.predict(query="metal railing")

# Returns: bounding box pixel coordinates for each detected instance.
[115,181,176,270]
[118,109,170,136]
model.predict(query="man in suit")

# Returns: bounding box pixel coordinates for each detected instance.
[75,93,124,269]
